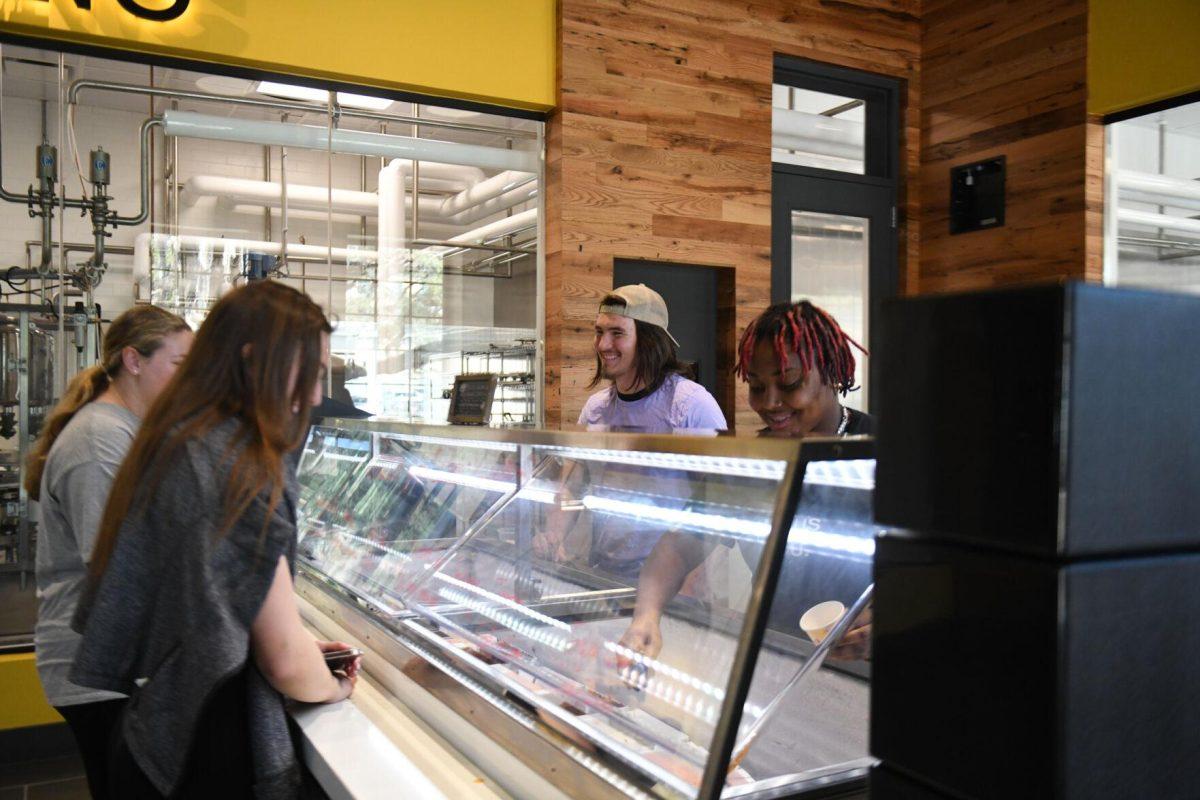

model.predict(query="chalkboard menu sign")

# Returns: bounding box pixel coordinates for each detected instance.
[448,373,498,425]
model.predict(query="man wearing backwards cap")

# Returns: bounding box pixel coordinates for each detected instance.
[578,284,726,432]
[536,285,725,580]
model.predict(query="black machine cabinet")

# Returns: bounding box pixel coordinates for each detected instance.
[871,282,1200,800]
[875,281,1200,558]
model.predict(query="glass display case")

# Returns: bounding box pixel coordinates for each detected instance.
[296,421,878,799]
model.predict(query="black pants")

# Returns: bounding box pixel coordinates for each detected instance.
[56,698,127,800]
[107,670,256,799]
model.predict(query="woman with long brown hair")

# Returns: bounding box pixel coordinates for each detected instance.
[31,304,191,800]
[69,281,359,798]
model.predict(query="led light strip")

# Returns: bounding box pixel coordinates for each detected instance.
[407,465,515,494]
[791,528,876,556]
[581,495,772,539]
[535,445,786,480]
[318,451,369,464]
[803,458,876,490]
[436,586,571,652]
[328,529,415,564]
[377,432,518,452]
[433,572,572,632]
[604,641,724,723]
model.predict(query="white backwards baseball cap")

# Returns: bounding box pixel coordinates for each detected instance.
[598,284,680,348]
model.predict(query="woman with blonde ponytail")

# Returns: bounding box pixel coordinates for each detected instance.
[31,304,190,800]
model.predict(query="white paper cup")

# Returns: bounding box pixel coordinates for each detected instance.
[800,600,846,644]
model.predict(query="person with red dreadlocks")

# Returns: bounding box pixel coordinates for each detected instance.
[738,299,873,437]
[617,300,874,668]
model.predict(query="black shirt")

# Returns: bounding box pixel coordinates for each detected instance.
[844,406,874,435]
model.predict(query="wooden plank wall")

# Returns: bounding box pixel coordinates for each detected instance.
[920,0,1103,292]
[545,0,920,430]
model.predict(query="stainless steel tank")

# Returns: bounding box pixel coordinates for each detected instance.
[0,317,57,410]
[0,317,18,408]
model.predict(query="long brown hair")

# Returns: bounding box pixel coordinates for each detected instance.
[24,305,190,499]
[90,281,331,577]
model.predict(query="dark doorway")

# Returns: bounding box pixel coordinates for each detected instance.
[613,259,735,425]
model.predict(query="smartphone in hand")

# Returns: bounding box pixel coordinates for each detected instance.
[323,648,363,672]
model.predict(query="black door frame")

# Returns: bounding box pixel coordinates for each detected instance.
[771,56,902,414]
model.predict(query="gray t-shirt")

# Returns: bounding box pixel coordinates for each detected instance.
[35,401,138,707]
[578,373,727,432]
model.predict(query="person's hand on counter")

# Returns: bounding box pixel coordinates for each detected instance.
[317,639,363,680]
[531,526,570,562]
[828,605,872,662]
[251,557,360,705]
[617,613,663,667]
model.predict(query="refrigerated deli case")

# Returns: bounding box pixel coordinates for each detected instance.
[294,421,879,799]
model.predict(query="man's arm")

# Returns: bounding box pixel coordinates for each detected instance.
[618,531,716,660]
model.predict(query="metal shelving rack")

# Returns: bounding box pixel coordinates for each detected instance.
[460,339,536,426]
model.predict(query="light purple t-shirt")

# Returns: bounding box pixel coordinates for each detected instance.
[577,373,727,433]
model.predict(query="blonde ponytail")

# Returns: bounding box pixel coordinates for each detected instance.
[23,305,190,499]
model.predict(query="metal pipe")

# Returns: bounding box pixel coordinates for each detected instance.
[279,115,289,270]
[38,207,53,274]
[161,110,537,173]
[535,122,546,426]
[412,106,420,245]
[411,239,534,254]
[1118,169,1200,213]
[68,79,536,139]
[149,66,156,233]
[1119,207,1200,237]
[263,144,272,242]
[25,241,135,268]
[109,118,160,225]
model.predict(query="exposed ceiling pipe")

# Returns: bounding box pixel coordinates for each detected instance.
[1119,207,1200,237]
[377,159,406,278]
[162,109,538,173]
[435,168,537,225]
[771,107,864,161]
[133,210,539,284]
[224,204,463,238]
[180,168,535,224]
[428,208,538,253]
[1119,170,1200,213]
[182,175,377,213]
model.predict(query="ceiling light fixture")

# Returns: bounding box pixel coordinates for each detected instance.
[256,80,393,111]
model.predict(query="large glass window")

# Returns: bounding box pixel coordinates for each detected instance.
[0,42,543,427]
[1105,98,1200,294]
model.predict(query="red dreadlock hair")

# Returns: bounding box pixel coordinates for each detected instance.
[735,301,868,396]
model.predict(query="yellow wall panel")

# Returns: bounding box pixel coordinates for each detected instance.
[0,652,61,731]
[0,0,555,112]
[1090,0,1200,116]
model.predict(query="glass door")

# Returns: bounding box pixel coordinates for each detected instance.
[771,57,901,414]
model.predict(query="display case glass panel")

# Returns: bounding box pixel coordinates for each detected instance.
[298,424,518,612]
[402,442,793,795]
[295,423,877,799]
[731,457,876,788]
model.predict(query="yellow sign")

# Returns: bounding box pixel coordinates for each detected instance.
[0,0,555,113]
[1089,0,1200,116]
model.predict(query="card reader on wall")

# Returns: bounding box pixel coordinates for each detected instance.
[950,156,1005,234]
